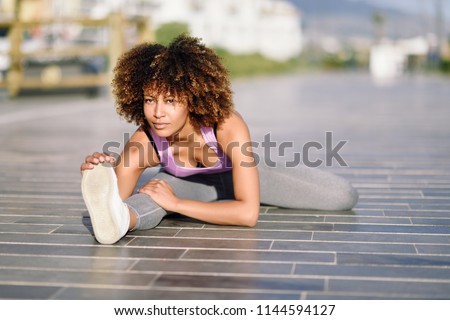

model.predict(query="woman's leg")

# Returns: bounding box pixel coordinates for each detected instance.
[258,163,358,211]
[124,169,234,230]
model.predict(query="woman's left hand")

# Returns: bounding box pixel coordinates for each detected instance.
[138,179,179,212]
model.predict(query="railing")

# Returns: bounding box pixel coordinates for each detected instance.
[0,12,150,97]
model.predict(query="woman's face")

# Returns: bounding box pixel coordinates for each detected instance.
[143,88,189,139]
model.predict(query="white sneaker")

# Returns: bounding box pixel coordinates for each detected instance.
[81,163,130,244]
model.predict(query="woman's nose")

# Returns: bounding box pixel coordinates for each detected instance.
[153,102,164,118]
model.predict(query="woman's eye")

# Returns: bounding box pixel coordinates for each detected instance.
[165,99,174,104]
[144,98,154,104]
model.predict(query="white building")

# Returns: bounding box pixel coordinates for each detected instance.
[102,0,303,61]
[1,0,302,61]
[149,0,303,61]
[369,37,430,80]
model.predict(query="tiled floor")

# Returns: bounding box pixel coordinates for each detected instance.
[0,72,450,299]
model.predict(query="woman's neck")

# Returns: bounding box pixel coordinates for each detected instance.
[166,119,196,144]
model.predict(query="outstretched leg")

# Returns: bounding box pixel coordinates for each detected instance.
[125,169,234,230]
[258,163,358,211]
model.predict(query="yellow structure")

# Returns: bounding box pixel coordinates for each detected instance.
[0,0,151,97]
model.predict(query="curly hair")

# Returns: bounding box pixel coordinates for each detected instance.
[112,34,234,131]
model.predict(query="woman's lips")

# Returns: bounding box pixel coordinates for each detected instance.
[152,123,169,130]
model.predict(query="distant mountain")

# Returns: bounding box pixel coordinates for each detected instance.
[287,0,435,41]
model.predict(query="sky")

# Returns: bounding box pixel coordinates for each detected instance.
[360,0,450,16]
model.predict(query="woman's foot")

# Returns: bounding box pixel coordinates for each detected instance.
[81,163,130,244]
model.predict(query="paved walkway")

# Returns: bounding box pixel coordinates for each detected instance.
[0,72,450,299]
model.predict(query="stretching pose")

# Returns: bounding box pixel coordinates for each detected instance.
[80,35,358,244]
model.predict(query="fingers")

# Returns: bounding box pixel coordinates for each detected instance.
[85,152,114,165]
[80,152,115,175]
[138,179,174,195]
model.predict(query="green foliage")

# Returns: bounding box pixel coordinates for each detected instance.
[153,28,301,78]
[214,48,300,78]
[440,58,450,73]
[155,23,189,46]
[320,53,358,70]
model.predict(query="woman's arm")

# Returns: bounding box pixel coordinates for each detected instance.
[140,112,260,227]
[115,127,160,199]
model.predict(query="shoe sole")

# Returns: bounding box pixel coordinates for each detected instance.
[81,164,123,244]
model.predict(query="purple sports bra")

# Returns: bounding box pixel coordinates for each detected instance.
[148,127,232,177]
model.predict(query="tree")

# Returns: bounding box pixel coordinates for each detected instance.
[155,23,189,46]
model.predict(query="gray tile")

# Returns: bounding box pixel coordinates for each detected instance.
[158,217,205,228]
[411,218,450,226]
[272,241,416,254]
[415,244,450,255]
[140,260,293,275]
[359,190,423,197]
[0,197,81,205]
[364,198,450,205]
[305,292,435,300]
[0,216,20,223]
[154,274,324,292]
[0,243,185,259]
[423,191,450,197]
[0,208,85,216]
[258,214,325,223]
[182,249,335,263]
[328,279,450,297]
[0,254,137,271]
[127,237,271,250]
[129,228,182,237]
[0,285,62,299]
[55,287,300,300]
[354,204,410,210]
[225,222,334,231]
[0,268,156,286]
[132,259,293,275]
[0,223,59,233]
[0,202,86,210]
[347,209,385,216]
[294,264,450,280]
[176,229,312,241]
[15,216,84,224]
[334,224,450,234]
[313,231,450,244]
[266,208,370,216]
[50,224,93,235]
[52,222,180,238]
[0,233,98,245]
[384,210,450,218]
[324,216,411,225]
[337,253,450,267]
[410,204,450,210]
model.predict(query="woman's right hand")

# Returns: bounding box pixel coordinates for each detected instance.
[80,152,115,175]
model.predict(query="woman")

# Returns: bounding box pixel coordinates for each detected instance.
[80,35,358,244]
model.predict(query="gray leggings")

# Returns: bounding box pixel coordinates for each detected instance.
[124,164,358,230]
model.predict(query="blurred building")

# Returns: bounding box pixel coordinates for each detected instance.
[369,36,430,80]
[146,0,303,61]
[1,0,302,61]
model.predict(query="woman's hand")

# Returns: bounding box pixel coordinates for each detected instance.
[138,179,179,212]
[80,152,115,175]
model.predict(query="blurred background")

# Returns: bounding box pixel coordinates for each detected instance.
[0,0,449,97]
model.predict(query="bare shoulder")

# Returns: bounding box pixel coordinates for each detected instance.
[121,127,160,168]
[216,111,251,143]
[130,126,150,143]
[219,111,247,128]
